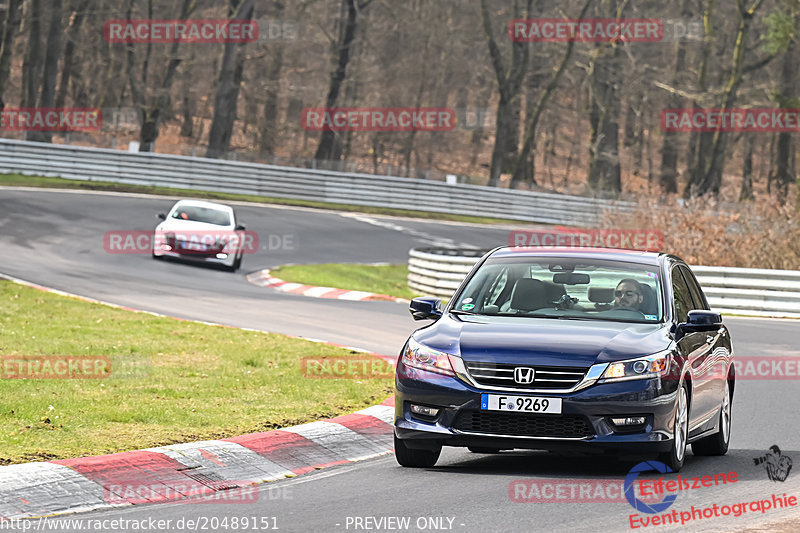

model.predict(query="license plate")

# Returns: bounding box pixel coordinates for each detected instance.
[480,394,562,414]
[179,241,207,251]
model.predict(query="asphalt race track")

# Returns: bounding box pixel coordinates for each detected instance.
[1,188,799,533]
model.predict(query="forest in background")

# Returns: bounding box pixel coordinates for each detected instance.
[0,0,797,206]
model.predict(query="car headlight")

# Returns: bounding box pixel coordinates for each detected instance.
[600,351,671,383]
[401,338,456,377]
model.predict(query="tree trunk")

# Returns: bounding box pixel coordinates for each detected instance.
[55,0,89,110]
[510,0,591,189]
[684,0,715,197]
[769,8,798,202]
[30,0,63,143]
[258,0,286,154]
[587,41,622,195]
[686,0,762,197]
[21,0,43,124]
[481,0,531,187]
[314,0,363,162]
[259,50,283,154]
[129,0,195,152]
[659,0,693,194]
[206,0,256,158]
[0,0,22,112]
[739,134,755,201]
[180,93,194,138]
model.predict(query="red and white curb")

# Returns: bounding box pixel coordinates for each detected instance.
[0,273,397,521]
[246,269,409,303]
[0,398,395,520]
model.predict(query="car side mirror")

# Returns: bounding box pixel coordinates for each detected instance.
[680,310,722,332]
[409,297,442,321]
[157,213,166,220]
[235,224,246,231]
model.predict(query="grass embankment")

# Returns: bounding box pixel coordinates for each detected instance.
[271,263,420,301]
[0,173,514,225]
[0,280,393,464]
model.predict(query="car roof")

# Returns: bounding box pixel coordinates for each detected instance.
[489,246,670,267]
[170,199,234,212]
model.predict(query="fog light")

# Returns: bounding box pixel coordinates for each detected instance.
[410,404,439,417]
[216,253,228,259]
[162,245,172,251]
[611,416,646,426]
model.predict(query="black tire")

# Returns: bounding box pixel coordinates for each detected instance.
[468,447,501,454]
[659,384,689,472]
[692,379,732,456]
[394,434,441,468]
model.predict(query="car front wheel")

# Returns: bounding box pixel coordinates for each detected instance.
[660,384,689,472]
[394,434,441,468]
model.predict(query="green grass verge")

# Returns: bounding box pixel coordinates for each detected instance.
[0,173,516,225]
[272,263,420,301]
[0,280,393,464]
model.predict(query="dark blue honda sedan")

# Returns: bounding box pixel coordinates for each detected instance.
[394,248,734,471]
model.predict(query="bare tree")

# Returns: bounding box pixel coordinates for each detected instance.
[206,0,256,158]
[127,0,196,152]
[30,0,63,143]
[55,0,91,110]
[314,0,373,162]
[0,0,22,113]
[481,0,532,187]
[766,0,799,202]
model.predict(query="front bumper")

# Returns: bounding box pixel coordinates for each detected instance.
[395,363,678,455]
[153,238,237,267]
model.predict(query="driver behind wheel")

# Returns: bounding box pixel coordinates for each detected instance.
[614,279,643,310]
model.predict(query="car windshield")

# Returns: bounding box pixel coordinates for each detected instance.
[170,205,231,226]
[454,257,663,323]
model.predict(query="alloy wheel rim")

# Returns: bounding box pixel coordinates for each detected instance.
[721,381,731,443]
[675,388,688,462]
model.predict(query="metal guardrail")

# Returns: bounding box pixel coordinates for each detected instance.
[0,139,632,226]
[408,248,800,318]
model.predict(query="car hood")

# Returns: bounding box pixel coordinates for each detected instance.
[412,314,671,368]
[156,220,233,232]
